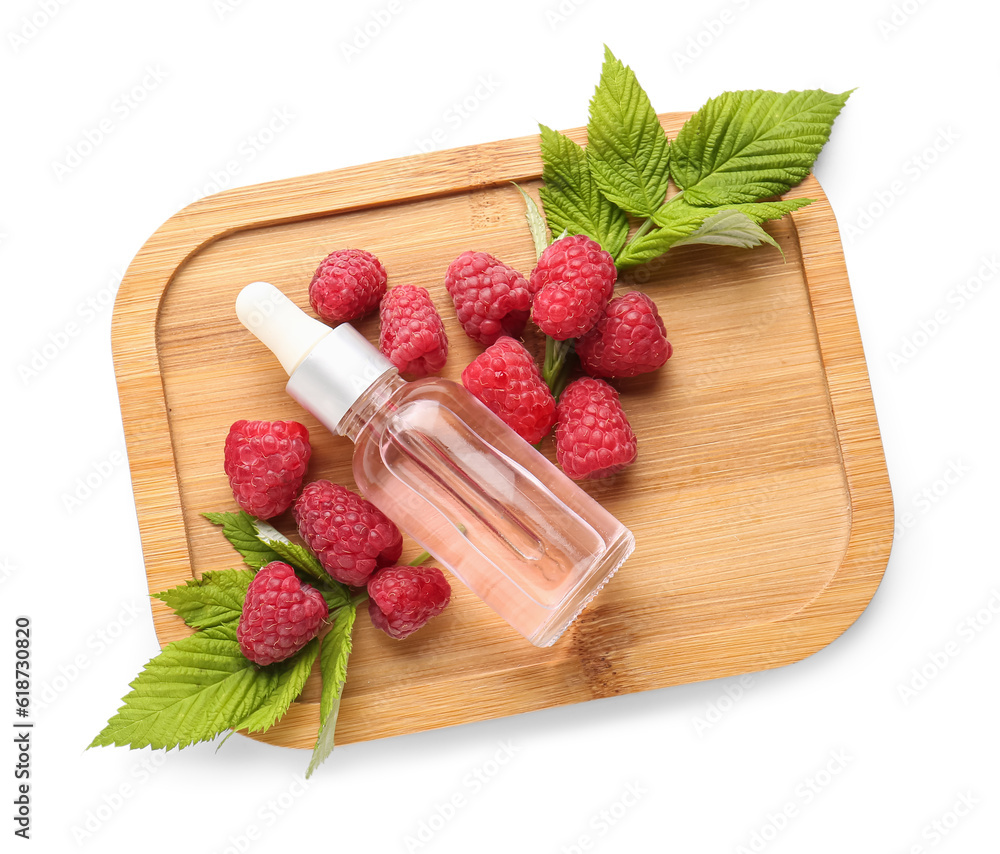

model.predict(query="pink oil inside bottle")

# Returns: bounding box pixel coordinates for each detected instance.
[342,375,635,646]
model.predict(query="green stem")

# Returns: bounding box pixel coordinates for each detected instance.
[629,216,656,244]
[542,336,575,399]
[543,334,557,380]
[550,365,573,400]
[409,549,432,567]
[613,192,684,266]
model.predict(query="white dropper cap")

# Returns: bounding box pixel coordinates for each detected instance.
[236,281,331,374]
[236,282,395,433]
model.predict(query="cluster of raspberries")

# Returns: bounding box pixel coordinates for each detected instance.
[448,234,671,479]
[224,420,451,665]
[309,234,671,481]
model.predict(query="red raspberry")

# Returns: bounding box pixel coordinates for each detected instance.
[367,565,451,639]
[576,292,673,378]
[529,234,617,340]
[293,480,403,587]
[555,377,637,480]
[461,337,557,444]
[444,251,531,346]
[309,248,388,323]
[224,420,311,519]
[237,562,328,666]
[379,284,449,377]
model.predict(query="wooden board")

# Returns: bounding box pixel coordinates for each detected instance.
[111,112,894,748]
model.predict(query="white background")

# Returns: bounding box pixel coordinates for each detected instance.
[2,0,997,851]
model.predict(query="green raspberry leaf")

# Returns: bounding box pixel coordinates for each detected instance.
[671,210,781,252]
[252,519,323,581]
[586,46,671,218]
[89,624,308,751]
[153,569,255,630]
[670,89,852,205]
[615,219,703,269]
[718,197,814,224]
[538,124,629,258]
[513,182,550,260]
[617,197,812,269]
[306,602,357,778]
[251,519,351,608]
[233,638,319,734]
[204,510,284,570]
[652,196,813,229]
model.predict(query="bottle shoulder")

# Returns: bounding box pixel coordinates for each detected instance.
[350,374,473,444]
[393,375,465,402]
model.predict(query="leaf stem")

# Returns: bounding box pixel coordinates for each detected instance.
[543,334,556,379]
[542,336,574,399]
[630,216,656,244]
[409,549,433,567]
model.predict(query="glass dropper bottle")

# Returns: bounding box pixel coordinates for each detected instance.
[236,282,635,647]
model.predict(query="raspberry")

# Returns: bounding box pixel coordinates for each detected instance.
[293,480,403,587]
[555,377,637,480]
[379,284,449,377]
[237,562,328,666]
[576,291,673,378]
[367,565,451,639]
[224,420,311,519]
[444,251,531,346]
[529,234,617,340]
[461,337,557,444]
[309,248,387,323]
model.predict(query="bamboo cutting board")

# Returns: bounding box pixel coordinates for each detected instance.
[111,112,894,748]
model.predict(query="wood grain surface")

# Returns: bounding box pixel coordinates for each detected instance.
[110,112,894,748]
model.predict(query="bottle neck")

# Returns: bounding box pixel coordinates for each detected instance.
[284,325,397,439]
[337,371,406,443]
